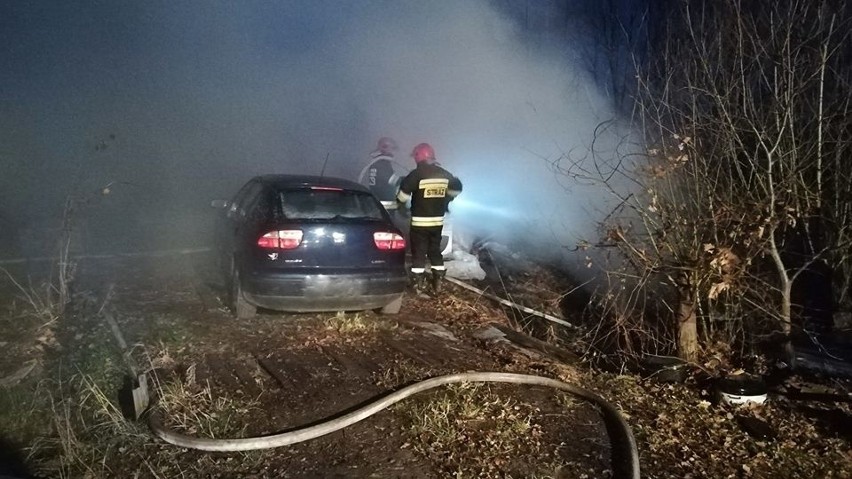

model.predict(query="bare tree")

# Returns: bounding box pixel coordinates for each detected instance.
[562,0,852,361]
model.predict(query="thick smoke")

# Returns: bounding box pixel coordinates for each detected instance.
[0,0,631,263]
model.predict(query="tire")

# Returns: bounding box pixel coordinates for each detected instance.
[379,294,403,315]
[231,267,256,320]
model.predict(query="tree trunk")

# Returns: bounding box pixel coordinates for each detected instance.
[678,292,699,361]
[781,278,795,361]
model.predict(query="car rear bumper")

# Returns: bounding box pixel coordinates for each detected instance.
[243,270,407,312]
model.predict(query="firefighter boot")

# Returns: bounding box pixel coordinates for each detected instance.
[409,272,427,294]
[430,269,446,295]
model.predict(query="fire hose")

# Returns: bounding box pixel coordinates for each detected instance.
[149,371,640,479]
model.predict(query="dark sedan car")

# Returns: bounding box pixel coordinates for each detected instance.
[213,175,408,319]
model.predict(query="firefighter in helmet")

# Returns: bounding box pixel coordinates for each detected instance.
[358,137,403,213]
[396,143,462,295]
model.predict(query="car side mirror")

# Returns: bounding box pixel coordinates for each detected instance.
[210,199,229,209]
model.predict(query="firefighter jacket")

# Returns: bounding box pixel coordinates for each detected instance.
[358,151,401,209]
[396,161,462,227]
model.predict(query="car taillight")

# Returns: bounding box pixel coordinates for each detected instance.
[257,230,303,249]
[373,232,406,250]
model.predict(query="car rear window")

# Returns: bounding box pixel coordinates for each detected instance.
[277,188,384,220]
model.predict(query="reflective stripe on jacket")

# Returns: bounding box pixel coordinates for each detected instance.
[358,152,399,203]
[411,215,444,227]
[397,161,462,227]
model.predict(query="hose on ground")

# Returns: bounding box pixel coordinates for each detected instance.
[149,372,640,479]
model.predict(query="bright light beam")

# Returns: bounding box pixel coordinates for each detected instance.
[449,196,519,219]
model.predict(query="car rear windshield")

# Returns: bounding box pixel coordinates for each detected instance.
[277,188,384,220]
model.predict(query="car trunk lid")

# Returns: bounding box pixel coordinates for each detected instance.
[253,187,404,270]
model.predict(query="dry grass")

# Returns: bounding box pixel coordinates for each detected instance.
[16,364,266,479]
[323,311,380,335]
[578,370,852,479]
[22,373,150,479]
[398,382,564,478]
[155,365,261,439]
[1,268,62,327]
[372,360,433,389]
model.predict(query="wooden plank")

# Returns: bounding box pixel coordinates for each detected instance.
[412,339,458,366]
[231,359,262,396]
[256,355,291,390]
[400,321,458,342]
[445,276,576,329]
[321,346,373,378]
[490,323,580,365]
[289,348,333,382]
[380,335,442,368]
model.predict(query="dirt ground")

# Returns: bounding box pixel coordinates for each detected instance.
[2,250,851,478]
[0,253,612,478]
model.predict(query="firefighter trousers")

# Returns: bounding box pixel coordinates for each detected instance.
[409,225,444,273]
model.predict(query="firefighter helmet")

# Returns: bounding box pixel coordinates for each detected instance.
[411,143,435,163]
[377,137,398,155]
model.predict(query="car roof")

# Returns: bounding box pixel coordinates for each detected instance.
[256,175,370,192]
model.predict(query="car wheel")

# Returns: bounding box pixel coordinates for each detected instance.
[379,294,403,315]
[231,267,257,320]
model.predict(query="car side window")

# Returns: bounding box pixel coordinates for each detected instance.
[238,183,265,219]
[244,187,271,223]
[228,181,264,220]
[227,182,253,218]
